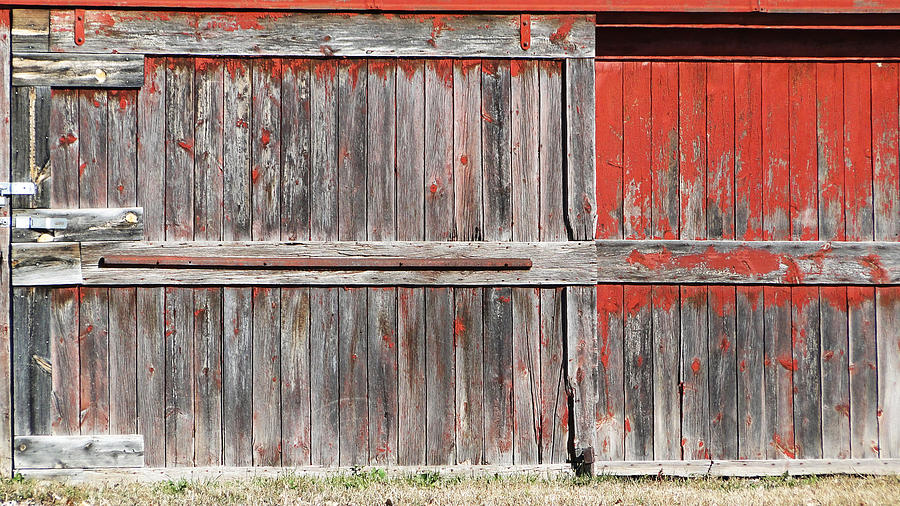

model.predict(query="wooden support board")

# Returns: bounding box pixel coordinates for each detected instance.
[14,435,143,469]
[10,207,142,243]
[48,12,594,58]
[12,53,144,88]
[596,240,900,285]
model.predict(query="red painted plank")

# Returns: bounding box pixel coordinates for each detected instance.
[706,62,735,241]
[595,61,623,241]
[678,62,706,240]
[816,63,845,242]
[623,62,651,241]
[789,62,817,242]
[650,62,678,240]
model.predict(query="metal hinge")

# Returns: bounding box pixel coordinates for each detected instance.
[520,14,531,51]
[0,216,68,230]
[74,9,86,46]
[0,182,38,206]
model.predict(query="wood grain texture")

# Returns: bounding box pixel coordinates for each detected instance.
[11,207,143,243]
[366,61,398,467]
[12,53,144,88]
[877,288,900,457]
[680,286,709,460]
[848,287,878,458]
[308,59,338,468]
[707,286,737,459]
[791,287,822,459]
[624,286,652,460]
[250,59,282,468]
[135,57,165,466]
[49,12,594,58]
[565,58,597,242]
[595,240,900,285]
[652,285,680,460]
[396,59,425,466]
[220,58,252,469]
[14,435,143,469]
[484,287,514,465]
[11,9,48,52]
[736,287,765,459]
[595,61,623,242]
[511,60,540,465]
[678,62,706,240]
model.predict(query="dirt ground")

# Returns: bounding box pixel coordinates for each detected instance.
[0,471,898,505]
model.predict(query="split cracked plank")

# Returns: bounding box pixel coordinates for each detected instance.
[48,11,594,58]
[596,240,900,285]
[11,207,143,243]
[12,53,144,88]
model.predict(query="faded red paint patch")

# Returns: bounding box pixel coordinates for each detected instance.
[624,418,631,433]
[690,357,701,375]
[251,167,260,183]
[510,60,527,78]
[859,254,890,284]
[59,133,77,146]
[498,295,511,303]
[429,183,438,194]
[549,16,576,46]
[778,356,797,372]
[368,60,393,80]
[261,128,271,147]
[719,336,731,353]
[177,140,194,152]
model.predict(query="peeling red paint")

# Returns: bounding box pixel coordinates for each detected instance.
[778,356,797,371]
[261,128,271,147]
[59,133,77,146]
[858,254,889,283]
[690,357,701,374]
[549,16,576,46]
[177,139,194,152]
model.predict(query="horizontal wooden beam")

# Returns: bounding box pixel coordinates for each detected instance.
[18,464,574,482]
[11,207,143,243]
[11,241,596,286]
[12,53,144,87]
[10,242,82,286]
[48,11,594,58]
[99,255,534,270]
[14,435,144,469]
[597,240,900,285]
[8,0,900,14]
[594,459,900,477]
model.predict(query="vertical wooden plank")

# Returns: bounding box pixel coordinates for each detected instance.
[164,58,194,466]
[734,63,765,460]
[308,59,339,467]
[872,61,900,459]
[566,285,598,460]
[565,58,596,240]
[539,60,568,464]
[707,63,735,241]
[817,61,850,460]
[706,62,737,460]
[337,60,368,466]
[596,285,624,461]
[511,60,540,465]
[135,57,165,466]
[651,62,679,240]
[0,12,12,472]
[192,58,224,466]
[789,62,822,460]
[622,62,651,241]
[366,60,398,466]
[877,288,900,457]
[651,285,680,460]
[762,62,793,460]
[482,59,514,465]
[451,59,478,465]
[11,84,51,437]
[396,59,425,466]
[678,61,706,240]
[680,286,708,460]
[624,286,652,460]
[595,61,623,242]
[708,286,737,459]
[844,63,879,459]
[78,89,109,436]
[107,89,137,436]
[622,61,652,461]
[49,91,80,437]
[250,59,282,467]
[222,58,252,467]
[280,58,311,467]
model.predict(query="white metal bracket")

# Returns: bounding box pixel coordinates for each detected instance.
[0,216,68,230]
[0,182,38,207]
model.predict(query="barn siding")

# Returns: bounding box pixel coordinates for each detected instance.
[595,60,900,461]
[38,57,574,467]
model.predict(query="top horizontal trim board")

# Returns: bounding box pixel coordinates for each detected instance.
[10,0,900,13]
[48,11,594,58]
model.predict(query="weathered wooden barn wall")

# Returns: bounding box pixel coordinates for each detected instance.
[594,60,900,461]
[16,55,588,468]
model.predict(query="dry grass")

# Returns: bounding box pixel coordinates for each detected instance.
[0,470,898,505]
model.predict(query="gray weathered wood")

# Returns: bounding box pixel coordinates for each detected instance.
[567,286,598,460]
[791,287,822,459]
[707,286,737,460]
[596,240,900,285]
[565,58,597,242]
[820,287,850,459]
[848,287,879,458]
[14,435,143,469]
[11,9,48,52]
[11,207,143,243]
[623,286,652,460]
[764,287,794,459]
[652,286,680,460]
[19,464,576,483]
[876,288,900,457]
[77,240,596,286]
[680,287,709,460]
[0,12,11,474]
[11,242,82,285]
[49,11,594,58]
[12,53,144,88]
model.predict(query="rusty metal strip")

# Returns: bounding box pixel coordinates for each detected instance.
[520,14,531,50]
[99,255,533,270]
[73,9,84,45]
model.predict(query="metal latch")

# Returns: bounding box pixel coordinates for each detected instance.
[0,216,68,230]
[0,182,38,206]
